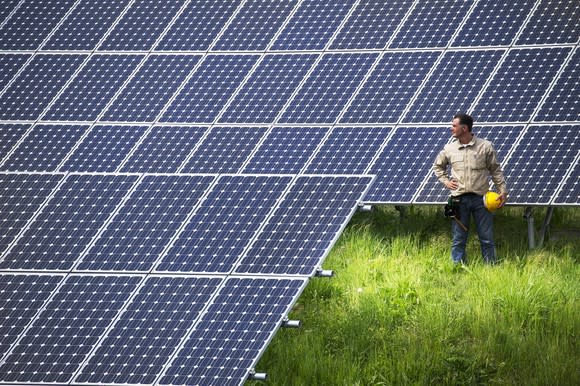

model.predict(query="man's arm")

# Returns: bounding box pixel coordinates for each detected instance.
[433,149,457,190]
[487,146,508,204]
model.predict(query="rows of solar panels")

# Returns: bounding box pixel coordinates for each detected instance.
[0,0,578,385]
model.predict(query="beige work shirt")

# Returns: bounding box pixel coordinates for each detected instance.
[433,135,507,197]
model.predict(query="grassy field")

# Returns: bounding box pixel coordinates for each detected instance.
[250,206,579,385]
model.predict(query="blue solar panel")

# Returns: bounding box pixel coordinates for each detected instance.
[390,0,474,48]
[305,127,392,174]
[235,175,373,275]
[0,0,76,50]
[0,123,30,162]
[0,54,30,91]
[365,127,449,203]
[0,274,63,357]
[0,174,138,271]
[43,54,142,121]
[553,155,580,205]
[159,277,307,386]
[414,126,523,204]
[280,53,378,123]
[504,126,580,205]
[220,54,317,124]
[75,276,223,385]
[403,50,504,123]
[330,0,413,49]
[451,0,535,47]
[77,175,215,272]
[181,126,268,173]
[242,127,329,173]
[121,126,207,173]
[60,125,148,172]
[0,124,87,172]
[157,0,242,51]
[0,275,141,384]
[103,55,201,122]
[0,173,63,255]
[157,175,292,273]
[43,0,131,50]
[341,51,439,123]
[272,0,356,50]
[0,54,85,120]
[212,0,298,51]
[99,0,184,51]
[535,48,579,122]
[473,47,573,122]
[516,0,580,45]
[161,55,259,123]
[0,0,20,24]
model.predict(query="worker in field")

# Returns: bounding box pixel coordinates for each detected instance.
[433,113,507,265]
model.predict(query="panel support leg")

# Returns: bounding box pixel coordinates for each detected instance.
[524,207,535,249]
[537,207,554,248]
[394,205,407,220]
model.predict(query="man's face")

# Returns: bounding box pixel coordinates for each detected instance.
[451,118,467,138]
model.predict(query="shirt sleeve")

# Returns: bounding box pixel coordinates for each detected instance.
[433,149,450,185]
[487,145,508,195]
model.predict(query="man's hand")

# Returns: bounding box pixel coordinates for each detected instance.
[445,179,458,190]
[497,193,507,207]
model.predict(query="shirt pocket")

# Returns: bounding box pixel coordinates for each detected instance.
[471,151,487,170]
[450,154,465,172]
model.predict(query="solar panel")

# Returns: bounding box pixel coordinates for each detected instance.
[219,54,318,124]
[553,154,580,205]
[473,47,573,122]
[0,123,30,162]
[280,53,378,123]
[102,55,201,122]
[0,0,20,25]
[341,51,439,123]
[0,54,85,120]
[516,0,580,45]
[0,124,87,172]
[0,54,30,91]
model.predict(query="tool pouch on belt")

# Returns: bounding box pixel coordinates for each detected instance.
[444,196,461,218]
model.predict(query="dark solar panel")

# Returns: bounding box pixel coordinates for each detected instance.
[0,54,30,91]
[553,154,580,205]
[0,123,30,162]
[516,0,580,45]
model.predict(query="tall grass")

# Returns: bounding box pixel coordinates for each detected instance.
[251,206,579,385]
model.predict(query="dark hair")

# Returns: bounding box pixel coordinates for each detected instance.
[453,113,473,132]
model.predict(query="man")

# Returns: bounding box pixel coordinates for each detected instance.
[433,113,507,264]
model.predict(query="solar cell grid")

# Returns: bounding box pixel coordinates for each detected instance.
[0,54,86,121]
[473,47,572,122]
[341,51,439,123]
[365,127,449,203]
[103,55,201,122]
[76,175,216,272]
[75,276,223,385]
[242,127,329,174]
[0,275,142,384]
[330,0,413,50]
[0,54,30,91]
[121,126,207,173]
[43,54,143,121]
[159,277,307,386]
[235,175,374,275]
[535,48,579,122]
[42,0,131,50]
[504,125,580,205]
[161,54,259,123]
[99,0,185,51]
[60,124,148,172]
[0,0,76,50]
[212,0,299,51]
[220,54,318,124]
[516,0,580,45]
[451,0,535,47]
[305,126,393,174]
[272,0,356,50]
[403,50,504,123]
[0,123,30,162]
[553,155,580,205]
[0,0,20,26]
[0,173,63,256]
[280,53,378,124]
[157,0,242,51]
[157,175,292,273]
[0,174,138,271]
[390,0,474,48]
[0,124,87,172]
[181,126,268,174]
[0,274,63,359]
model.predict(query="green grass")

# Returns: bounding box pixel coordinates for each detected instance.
[250,206,580,385]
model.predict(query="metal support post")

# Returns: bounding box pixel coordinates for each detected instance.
[523,207,535,249]
[537,206,554,248]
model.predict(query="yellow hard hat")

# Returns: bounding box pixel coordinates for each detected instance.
[483,191,502,212]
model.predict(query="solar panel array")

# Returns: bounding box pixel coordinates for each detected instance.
[0,0,578,385]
